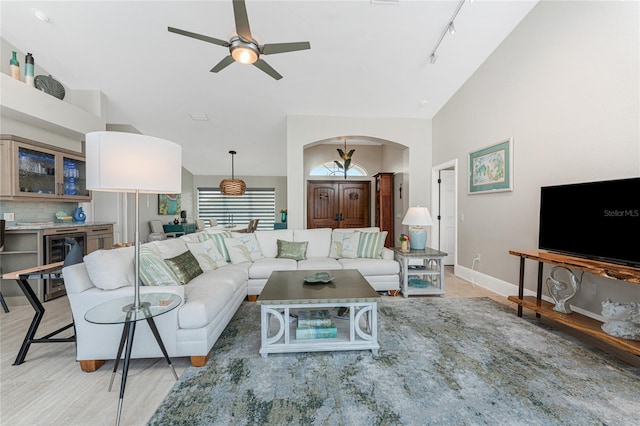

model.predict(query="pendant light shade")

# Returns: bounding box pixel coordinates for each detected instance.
[220,150,246,196]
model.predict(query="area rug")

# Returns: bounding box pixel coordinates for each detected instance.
[149,298,640,425]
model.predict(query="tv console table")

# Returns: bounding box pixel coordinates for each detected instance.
[508,250,640,357]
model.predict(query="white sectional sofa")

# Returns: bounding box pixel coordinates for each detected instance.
[63,227,399,371]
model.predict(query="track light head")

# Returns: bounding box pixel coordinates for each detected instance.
[429,53,438,64]
[448,22,456,35]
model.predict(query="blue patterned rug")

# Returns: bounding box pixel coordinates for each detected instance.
[149,297,639,425]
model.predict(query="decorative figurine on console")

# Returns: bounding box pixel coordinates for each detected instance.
[546,266,582,313]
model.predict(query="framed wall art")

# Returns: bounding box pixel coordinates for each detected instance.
[158,193,181,215]
[468,138,513,194]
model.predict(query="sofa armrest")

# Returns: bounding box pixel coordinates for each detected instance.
[381,247,394,261]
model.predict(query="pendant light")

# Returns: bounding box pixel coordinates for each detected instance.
[220,150,246,196]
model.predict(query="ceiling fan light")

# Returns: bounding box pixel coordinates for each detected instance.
[230,38,259,64]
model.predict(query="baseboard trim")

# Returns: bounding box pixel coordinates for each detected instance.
[453,264,604,322]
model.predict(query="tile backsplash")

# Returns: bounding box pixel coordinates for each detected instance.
[0,201,78,224]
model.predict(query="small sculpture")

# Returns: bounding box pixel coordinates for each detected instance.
[601,299,640,340]
[546,266,582,313]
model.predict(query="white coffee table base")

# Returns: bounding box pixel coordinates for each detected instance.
[260,302,379,357]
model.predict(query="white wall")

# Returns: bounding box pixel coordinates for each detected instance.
[287,115,432,230]
[433,1,639,315]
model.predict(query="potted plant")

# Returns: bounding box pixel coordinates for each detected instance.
[399,234,410,252]
[279,209,287,223]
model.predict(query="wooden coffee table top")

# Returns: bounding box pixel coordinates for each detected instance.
[258,269,380,305]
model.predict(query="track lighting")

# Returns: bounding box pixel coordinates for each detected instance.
[428,0,465,65]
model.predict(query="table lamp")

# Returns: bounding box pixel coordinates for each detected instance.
[402,206,434,250]
[86,131,182,312]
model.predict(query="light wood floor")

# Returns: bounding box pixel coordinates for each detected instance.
[0,269,506,426]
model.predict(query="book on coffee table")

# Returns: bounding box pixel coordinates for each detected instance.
[297,310,333,327]
[295,325,338,340]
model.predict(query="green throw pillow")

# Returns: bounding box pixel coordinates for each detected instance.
[164,250,203,284]
[276,240,308,261]
[357,231,388,259]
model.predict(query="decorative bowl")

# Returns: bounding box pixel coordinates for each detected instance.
[304,272,334,284]
[35,75,66,100]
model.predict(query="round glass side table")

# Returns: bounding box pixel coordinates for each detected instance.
[85,293,182,426]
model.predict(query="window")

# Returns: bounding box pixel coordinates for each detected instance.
[197,187,275,230]
[309,162,367,177]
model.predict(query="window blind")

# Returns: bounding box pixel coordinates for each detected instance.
[197,187,275,230]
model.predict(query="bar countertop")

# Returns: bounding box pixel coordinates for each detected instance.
[6,222,115,231]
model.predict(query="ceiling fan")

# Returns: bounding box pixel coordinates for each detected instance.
[168,0,310,80]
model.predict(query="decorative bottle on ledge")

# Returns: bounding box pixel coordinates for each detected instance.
[25,53,35,87]
[9,51,20,81]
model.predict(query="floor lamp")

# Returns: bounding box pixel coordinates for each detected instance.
[85,131,182,310]
[402,206,434,250]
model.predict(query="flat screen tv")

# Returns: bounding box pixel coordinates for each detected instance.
[538,177,640,267]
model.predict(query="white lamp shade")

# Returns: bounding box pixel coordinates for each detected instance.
[86,131,182,193]
[402,206,434,227]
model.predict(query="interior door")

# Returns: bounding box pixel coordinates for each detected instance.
[439,169,456,265]
[307,181,370,229]
[339,182,370,228]
[307,182,339,229]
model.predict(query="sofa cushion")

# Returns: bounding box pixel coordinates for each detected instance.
[357,231,388,259]
[188,266,249,294]
[276,239,308,261]
[297,257,343,271]
[329,231,360,259]
[338,257,400,275]
[293,228,332,258]
[249,258,298,279]
[254,230,294,258]
[179,284,234,329]
[139,245,181,286]
[164,250,203,284]
[186,239,227,270]
[148,238,188,259]
[83,246,135,290]
[225,234,264,264]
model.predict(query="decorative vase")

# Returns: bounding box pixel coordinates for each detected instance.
[25,53,35,87]
[9,51,20,81]
[281,212,287,223]
[401,240,409,252]
[72,207,86,223]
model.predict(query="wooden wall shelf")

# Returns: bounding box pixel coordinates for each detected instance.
[509,250,640,358]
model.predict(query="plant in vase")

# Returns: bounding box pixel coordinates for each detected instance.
[399,234,410,252]
[279,209,287,223]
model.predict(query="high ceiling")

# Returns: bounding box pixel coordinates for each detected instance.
[1,0,537,176]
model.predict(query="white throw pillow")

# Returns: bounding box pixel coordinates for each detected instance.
[329,231,360,259]
[139,245,180,286]
[224,234,264,264]
[83,246,135,290]
[148,238,188,259]
[186,239,227,270]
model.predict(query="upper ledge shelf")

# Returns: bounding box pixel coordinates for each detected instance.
[0,73,106,140]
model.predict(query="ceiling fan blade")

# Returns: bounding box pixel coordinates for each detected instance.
[210,56,235,73]
[262,41,311,55]
[233,0,252,40]
[168,27,229,47]
[253,59,283,80]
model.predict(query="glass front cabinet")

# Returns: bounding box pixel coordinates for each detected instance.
[0,137,91,201]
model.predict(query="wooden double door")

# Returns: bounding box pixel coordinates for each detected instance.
[307,181,370,229]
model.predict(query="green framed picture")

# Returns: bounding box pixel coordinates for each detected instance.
[158,193,181,215]
[468,138,513,194]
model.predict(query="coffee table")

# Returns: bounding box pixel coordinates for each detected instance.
[257,269,380,357]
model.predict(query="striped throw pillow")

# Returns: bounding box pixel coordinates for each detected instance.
[139,245,180,286]
[357,231,388,259]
